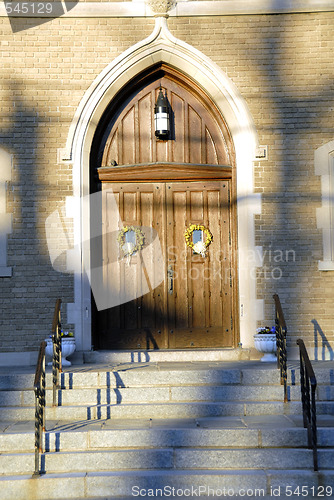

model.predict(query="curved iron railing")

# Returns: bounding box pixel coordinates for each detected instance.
[296,338,318,471]
[51,298,62,406]
[33,340,46,476]
[273,293,288,403]
[34,299,62,475]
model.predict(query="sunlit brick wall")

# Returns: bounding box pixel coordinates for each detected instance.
[0,11,333,355]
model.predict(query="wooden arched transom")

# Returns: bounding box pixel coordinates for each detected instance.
[101,67,234,168]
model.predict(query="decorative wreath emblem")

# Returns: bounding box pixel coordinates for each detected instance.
[184,224,213,257]
[117,226,145,265]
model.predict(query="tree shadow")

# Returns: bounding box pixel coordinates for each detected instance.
[6,2,79,34]
[0,78,74,349]
[311,319,334,361]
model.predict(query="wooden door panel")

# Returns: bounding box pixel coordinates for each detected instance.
[171,327,228,348]
[98,182,167,350]
[98,180,233,349]
[207,183,233,345]
[166,181,232,348]
[166,189,187,348]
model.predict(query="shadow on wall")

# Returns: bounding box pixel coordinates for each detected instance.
[5,2,79,33]
[312,319,334,361]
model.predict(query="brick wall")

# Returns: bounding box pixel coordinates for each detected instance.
[0,12,333,354]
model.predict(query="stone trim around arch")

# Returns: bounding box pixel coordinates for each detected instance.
[64,16,263,352]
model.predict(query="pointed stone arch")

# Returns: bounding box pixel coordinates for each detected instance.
[65,17,262,352]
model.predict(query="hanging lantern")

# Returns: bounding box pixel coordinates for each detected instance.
[154,87,170,139]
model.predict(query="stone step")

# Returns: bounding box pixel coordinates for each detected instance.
[44,427,307,451]
[0,361,332,500]
[0,401,292,422]
[3,425,334,453]
[1,447,334,476]
[1,399,334,422]
[0,363,332,391]
[1,469,334,500]
[1,384,323,407]
[0,367,270,390]
[1,382,333,410]
[83,349,251,364]
[55,385,292,405]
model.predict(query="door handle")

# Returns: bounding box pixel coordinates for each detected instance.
[167,265,174,295]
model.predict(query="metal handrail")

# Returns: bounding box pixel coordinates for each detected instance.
[273,293,288,403]
[33,340,47,476]
[296,338,318,471]
[51,298,62,406]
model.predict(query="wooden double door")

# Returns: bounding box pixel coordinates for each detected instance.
[97,178,234,349]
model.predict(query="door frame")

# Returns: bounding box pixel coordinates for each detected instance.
[98,162,239,348]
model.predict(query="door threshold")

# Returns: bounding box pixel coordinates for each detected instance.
[84,348,251,364]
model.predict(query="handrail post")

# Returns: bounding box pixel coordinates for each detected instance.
[52,298,62,407]
[311,383,318,471]
[299,350,308,429]
[296,339,318,472]
[34,340,46,476]
[273,294,288,403]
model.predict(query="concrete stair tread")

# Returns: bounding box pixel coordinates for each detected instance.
[1,400,334,423]
[1,385,334,405]
[1,446,334,476]
[2,413,334,429]
[1,361,333,390]
[1,449,334,474]
[1,468,334,499]
[3,468,334,477]
[0,428,310,451]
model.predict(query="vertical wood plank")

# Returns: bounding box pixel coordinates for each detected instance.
[192,262,205,328]
[190,191,204,221]
[203,188,210,329]
[159,183,168,348]
[122,108,136,165]
[140,191,155,330]
[171,93,185,163]
[188,106,202,164]
[174,191,188,330]
[201,120,206,164]
[138,94,153,164]
[205,127,218,165]
[184,101,189,164]
[134,102,140,164]
[123,192,137,222]
[208,189,223,328]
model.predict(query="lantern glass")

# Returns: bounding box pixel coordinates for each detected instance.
[155,112,169,137]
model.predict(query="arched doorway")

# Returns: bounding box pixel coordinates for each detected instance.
[90,64,239,350]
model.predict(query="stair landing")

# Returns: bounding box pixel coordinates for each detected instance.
[82,348,252,364]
